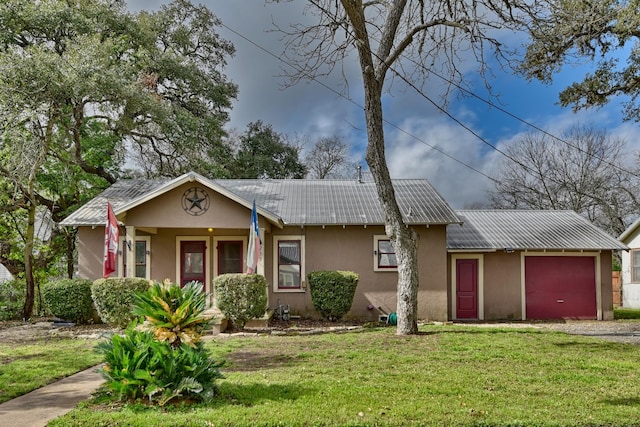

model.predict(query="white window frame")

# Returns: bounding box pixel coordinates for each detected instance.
[374,235,398,272]
[118,235,151,279]
[273,235,305,293]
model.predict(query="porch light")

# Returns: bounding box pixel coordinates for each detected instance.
[207,227,214,233]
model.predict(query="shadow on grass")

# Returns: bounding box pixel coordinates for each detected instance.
[552,340,637,351]
[602,397,640,406]
[224,351,303,372]
[212,382,311,408]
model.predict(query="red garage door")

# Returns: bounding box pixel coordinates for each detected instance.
[525,256,596,320]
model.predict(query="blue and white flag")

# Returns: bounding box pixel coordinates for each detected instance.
[246,200,261,274]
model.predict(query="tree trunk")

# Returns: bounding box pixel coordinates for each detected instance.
[22,202,36,320]
[343,0,419,335]
[65,228,76,279]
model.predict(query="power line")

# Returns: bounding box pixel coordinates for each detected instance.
[220,22,497,183]
[221,13,636,209]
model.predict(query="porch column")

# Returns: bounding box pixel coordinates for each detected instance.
[125,226,136,278]
[257,228,265,275]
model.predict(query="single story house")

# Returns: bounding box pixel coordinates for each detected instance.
[618,219,640,308]
[60,171,626,321]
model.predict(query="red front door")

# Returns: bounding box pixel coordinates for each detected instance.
[180,241,206,291]
[456,258,478,319]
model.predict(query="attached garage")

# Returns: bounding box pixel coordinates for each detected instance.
[524,255,597,320]
[448,210,627,321]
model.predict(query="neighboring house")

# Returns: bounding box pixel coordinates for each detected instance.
[0,264,13,284]
[618,219,640,308]
[60,171,626,321]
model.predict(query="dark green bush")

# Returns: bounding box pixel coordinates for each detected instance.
[0,279,26,321]
[214,274,267,329]
[42,278,95,324]
[308,270,359,321]
[91,277,150,328]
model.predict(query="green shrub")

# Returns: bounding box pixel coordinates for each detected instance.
[91,277,150,328]
[307,270,359,321]
[214,274,267,329]
[614,307,640,320]
[42,278,95,324]
[134,280,210,348]
[98,281,223,406]
[0,279,26,321]
[97,324,223,406]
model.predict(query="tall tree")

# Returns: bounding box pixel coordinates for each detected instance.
[489,125,640,237]
[230,121,307,179]
[520,0,640,121]
[277,0,547,334]
[305,136,356,179]
[0,0,237,318]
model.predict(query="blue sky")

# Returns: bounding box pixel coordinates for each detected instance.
[128,1,640,208]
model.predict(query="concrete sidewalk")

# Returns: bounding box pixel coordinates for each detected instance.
[0,365,104,427]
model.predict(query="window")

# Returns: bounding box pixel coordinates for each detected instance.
[119,236,151,279]
[374,235,397,271]
[273,236,305,292]
[632,250,640,283]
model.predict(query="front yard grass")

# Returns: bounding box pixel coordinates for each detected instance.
[0,338,102,403]
[50,324,640,427]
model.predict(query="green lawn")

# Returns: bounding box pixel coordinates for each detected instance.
[0,338,102,403]
[47,324,640,427]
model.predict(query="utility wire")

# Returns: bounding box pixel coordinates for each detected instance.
[221,13,640,211]
[220,22,497,183]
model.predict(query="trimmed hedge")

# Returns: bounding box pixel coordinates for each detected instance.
[92,277,150,328]
[214,274,267,329]
[42,278,95,324]
[307,270,359,321]
[0,279,26,321]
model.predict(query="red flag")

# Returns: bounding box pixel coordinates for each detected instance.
[103,202,119,278]
[246,200,261,274]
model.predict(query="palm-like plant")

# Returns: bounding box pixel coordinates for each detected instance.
[133,280,210,349]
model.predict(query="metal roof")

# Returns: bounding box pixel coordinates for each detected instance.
[219,179,460,226]
[60,172,461,227]
[619,216,640,242]
[447,210,628,251]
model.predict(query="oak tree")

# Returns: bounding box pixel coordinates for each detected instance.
[0,0,237,318]
[520,0,640,121]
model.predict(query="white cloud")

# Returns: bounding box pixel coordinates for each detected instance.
[125,1,638,211]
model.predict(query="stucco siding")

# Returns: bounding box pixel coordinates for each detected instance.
[600,252,614,320]
[418,225,448,321]
[267,225,448,321]
[482,252,523,320]
[75,221,449,321]
[77,227,105,279]
[124,183,257,229]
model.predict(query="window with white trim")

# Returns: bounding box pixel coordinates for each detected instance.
[632,249,640,283]
[118,236,151,279]
[374,235,397,271]
[273,235,305,292]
